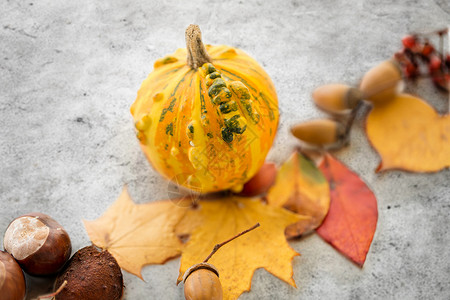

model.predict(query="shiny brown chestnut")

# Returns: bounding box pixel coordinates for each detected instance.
[3,212,72,276]
[0,250,26,300]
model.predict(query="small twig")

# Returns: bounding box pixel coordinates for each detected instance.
[439,28,445,61]
[203,223,260,263]
[344,100,364,137]
[447,25,450,113]
[412,28,448,38]
[36,280,67,300]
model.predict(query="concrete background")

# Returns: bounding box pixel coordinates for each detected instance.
[1,0,449,299]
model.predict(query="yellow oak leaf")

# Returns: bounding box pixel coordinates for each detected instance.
[176,196,306,300]
[366,93,450,172]
[267,151,330,238]
[83,187,187,279]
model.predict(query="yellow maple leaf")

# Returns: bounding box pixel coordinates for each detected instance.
[83,187,188,279]
[176,196,306,300]
[267,151,330,238]
[366,93,450,172]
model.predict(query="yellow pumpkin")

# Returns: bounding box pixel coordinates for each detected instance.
[130,25,279,193]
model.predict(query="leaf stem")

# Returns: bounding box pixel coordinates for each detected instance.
[203,223,260,263]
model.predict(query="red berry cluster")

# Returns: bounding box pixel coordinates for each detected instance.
[394,28,450,91]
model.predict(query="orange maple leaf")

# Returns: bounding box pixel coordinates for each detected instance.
[267,151,330,238]
[366,93,450,172]
[83,187,188,279]
[176,196,306,300]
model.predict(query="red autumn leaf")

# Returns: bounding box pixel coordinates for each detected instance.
[239,162,277,197]
[316,153,378,267]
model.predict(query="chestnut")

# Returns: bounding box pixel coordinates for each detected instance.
[54,245,124,300]
[3,212,72,276]
[0,250,26,300]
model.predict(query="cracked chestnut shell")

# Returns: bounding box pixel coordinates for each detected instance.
[3,213,72,276]
[54,245,124,300]
[0,250,26,300]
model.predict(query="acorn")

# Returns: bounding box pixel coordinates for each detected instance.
[54,245,123,300]
[183,262,223,300]
[291,119,346,147]
[312,84,362,114]
[359,60,403,103]
[182,223,260,300]
[0,250,26,300]
[3,213,72,276]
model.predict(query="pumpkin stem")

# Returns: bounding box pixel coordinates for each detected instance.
[186,24,212,69]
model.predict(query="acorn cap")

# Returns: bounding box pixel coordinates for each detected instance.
[183,262,220,283]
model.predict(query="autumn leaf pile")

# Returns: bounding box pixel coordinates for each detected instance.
[84,152,378,300]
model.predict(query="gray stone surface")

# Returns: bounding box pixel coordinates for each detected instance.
[1,0,449,299]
